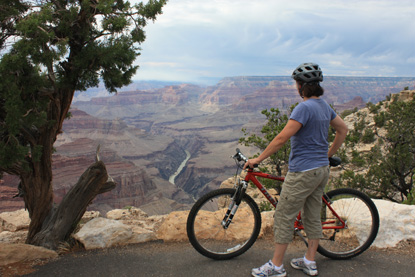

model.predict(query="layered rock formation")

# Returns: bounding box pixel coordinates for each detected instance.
[1,77,414,214]
[0,109,194,215]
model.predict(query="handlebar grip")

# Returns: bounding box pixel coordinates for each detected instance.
[235,148,258,169]
[329,156,342,167]
[235,148,248,162]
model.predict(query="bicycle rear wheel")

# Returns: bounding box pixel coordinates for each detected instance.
[186,188,262,260]
[317,188,379,259]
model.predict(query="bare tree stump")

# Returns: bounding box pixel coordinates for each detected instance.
[31,159,116,250]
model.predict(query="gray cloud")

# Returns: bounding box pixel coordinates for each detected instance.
[134,0,415,83]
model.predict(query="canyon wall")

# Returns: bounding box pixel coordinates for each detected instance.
[1,76,414,214]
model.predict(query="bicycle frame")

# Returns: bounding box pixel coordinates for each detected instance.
[244,168,346,231]
[187,149,378,260]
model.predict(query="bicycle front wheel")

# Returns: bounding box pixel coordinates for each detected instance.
[186,188,262,260]
[317,188,380,259]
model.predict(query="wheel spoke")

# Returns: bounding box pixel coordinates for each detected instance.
[318,188,379,259]
[187,188,261,260]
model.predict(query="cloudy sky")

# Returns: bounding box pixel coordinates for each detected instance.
[132,0,415,84]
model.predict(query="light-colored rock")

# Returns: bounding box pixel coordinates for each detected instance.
[0,230,27,244]
[219,177,235,188]
[372,199,415,248]
[106,207,148,220]
[73,217,133,250]
[259,211,274,239]
[323,198,415,249]
[156,211,189,242]
[2,197,415,255]
[0,243,57,266]
[355,143,375,153]
[128,226,157,244]
[157,209,275,243]
[0,209,30,232]
[82,211,101,222]
[119,215,167,233]
[73,215,161,249]
[106,207,166,240]
[393,90,415,101]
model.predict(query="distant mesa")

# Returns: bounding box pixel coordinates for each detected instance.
[1,76,414,214]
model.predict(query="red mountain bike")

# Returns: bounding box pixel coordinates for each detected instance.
[187,148,379,260]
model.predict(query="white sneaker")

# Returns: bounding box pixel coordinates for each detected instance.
[290,257,318,276]
[252,260,287,277]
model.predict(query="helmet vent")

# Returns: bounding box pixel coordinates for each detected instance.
[291,62,323,83]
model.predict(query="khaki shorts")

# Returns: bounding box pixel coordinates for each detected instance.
[273,166,330,244]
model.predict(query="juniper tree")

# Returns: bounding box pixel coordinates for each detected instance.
[335,94,415,202]
[0,0,167,249]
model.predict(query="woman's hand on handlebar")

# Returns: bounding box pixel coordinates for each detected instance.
[243,158,260,170]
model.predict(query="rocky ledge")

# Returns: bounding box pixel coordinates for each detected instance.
[1,194,415,267]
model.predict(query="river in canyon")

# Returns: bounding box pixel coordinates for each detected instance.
[169,150,191,185]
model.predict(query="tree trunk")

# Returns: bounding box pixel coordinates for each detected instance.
[26,156,115,249]
[23,158,54,244]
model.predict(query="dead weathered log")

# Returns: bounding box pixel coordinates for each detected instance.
[30,147,116,250]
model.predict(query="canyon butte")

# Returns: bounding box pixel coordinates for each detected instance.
[1,76,414,215]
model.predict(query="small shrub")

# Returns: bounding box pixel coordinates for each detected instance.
[259,201,274,212]
[374,111,386,128]
[341,107,358,118]
[361,129,375,143]
[367,102,380,114]
[402,188,415,205]
[351,150,366,167]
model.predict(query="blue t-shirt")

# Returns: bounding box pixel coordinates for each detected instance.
[288,98,337,172]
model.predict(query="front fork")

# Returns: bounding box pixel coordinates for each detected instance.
[221,180,248,229]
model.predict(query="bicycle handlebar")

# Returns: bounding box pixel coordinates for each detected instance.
[234,148,258,169]
[234,148,248,162]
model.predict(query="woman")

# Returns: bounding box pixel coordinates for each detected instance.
[246,63,348,277]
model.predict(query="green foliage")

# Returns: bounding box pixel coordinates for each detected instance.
[340,107,358,118]
[374,111,386,128]
[345,116,365,146]
[366,102,380,114]
[350,150,366,167]
[0,0,28,48]
[361,128,375,143]
[335,147,349,164]
[258,201,274,212]
[402,188,415,205]
[334,94,415,202]
[344,114,376,146]
[0,0,167,175]
[239,106,297,175]
[0,0,167,246]
[0,52,48,168]
[257,176,283,193]
[332,170,368,191]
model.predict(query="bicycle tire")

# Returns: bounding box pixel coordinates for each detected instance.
[317,188,380,259]
[186,188,262,260]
